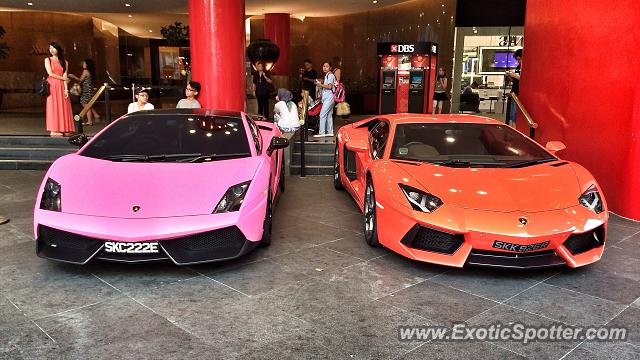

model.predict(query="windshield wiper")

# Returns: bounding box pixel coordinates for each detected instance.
[433,159,504,168]
[101,153,203,162]
[504,158,556,168]
[177,153,251,163]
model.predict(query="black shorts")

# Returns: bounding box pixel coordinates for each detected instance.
[433,92,448,101]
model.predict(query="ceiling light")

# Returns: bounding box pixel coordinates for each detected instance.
[148,29,153,32]
[125,3,131,6]
[373,0,378,3]
[27,2,33,5]
[128,14,132,17]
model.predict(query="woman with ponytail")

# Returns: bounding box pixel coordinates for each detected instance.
[44,42,74,136]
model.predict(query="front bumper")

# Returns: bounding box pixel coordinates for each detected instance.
[36,224,259,265]
[34,195,267,265]
[376,199,607,269]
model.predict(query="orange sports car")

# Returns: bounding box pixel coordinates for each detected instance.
[334,114,607,269]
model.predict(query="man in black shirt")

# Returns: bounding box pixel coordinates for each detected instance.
[506,49,522,124]
[252,62,273,119]
[299,59,318,100]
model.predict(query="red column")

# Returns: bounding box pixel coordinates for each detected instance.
[521,0,640,220]
[189,0,246,111]
[264,13,290,75]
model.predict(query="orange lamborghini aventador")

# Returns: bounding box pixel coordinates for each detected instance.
[334,114,607,269]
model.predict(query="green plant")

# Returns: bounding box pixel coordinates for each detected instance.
[160,21,189,45]
[0,26,10,59]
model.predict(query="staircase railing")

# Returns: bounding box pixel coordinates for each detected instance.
[509,92,538,139]
[73,84,107,134]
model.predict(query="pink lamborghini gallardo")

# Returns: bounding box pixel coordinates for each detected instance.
[34,109,289,265]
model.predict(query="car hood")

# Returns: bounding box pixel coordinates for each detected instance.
[393,161,580,212]
[49,154,261,218]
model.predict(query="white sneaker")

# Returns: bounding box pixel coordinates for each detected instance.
[326,133,334,137]
[313,134,325,138]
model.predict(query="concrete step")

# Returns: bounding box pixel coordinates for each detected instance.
[0,147,76,160]
[292,141,336,152]
[0,159,53,170]
[291,152,334,166]
[290,164,333,176]
[0,136,76,147]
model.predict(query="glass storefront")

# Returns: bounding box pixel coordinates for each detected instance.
[451,26,524,121]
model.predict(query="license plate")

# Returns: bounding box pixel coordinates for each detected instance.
[104,241,159,254]
[492,240,549,253]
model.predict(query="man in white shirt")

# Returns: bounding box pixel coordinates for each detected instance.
[176,81,202,109]
[127,89,155,113]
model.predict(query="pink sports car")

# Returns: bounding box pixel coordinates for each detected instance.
[34,109,289,265]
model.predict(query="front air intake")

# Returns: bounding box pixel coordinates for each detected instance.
[400,225,464,254]
[563,225,605,255]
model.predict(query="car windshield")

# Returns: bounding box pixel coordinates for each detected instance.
[80,114,251,162]
[390,123,555,168]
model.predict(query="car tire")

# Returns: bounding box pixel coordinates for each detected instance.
[279,155,285,193]
[260,188,272,247]
[364,177,380,247]
[334,145,344,190]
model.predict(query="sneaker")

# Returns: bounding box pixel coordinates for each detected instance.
[313,134,325,138]
[326,133,334,137]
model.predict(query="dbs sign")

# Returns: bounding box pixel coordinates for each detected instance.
[390,44,415,53]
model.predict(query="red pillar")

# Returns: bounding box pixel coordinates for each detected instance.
[264,13,290,75]
[189,0,245,111]
[521,0,640,220]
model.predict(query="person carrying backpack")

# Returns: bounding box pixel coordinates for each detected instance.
[313,61,336,138]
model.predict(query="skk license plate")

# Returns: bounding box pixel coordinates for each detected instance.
[492,240,549,253]
[104,242,159,254]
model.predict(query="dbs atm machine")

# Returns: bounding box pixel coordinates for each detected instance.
[377,42,438,114]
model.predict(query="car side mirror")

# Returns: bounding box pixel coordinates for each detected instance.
[267,136,289,156]
[68,133,88,147]
[345,139,368,152]
[545,141,566,154]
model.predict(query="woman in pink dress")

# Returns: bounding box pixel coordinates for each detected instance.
[44,42,74,137]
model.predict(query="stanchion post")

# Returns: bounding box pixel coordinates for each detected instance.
[300,90,309,177]
[104,83,111,123]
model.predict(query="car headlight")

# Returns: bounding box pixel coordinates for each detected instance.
[399,184,443,213]
[40,178,61,212]
[213,181,251,213]
[579,185,603,213]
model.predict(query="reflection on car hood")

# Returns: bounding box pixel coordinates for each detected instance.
[393,161,581,212]
[49,154,261,218]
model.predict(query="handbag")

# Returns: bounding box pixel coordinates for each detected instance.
[307,99,323,116]
[336,101,351,116]
[37,76,50,97]
[70,83,81,96]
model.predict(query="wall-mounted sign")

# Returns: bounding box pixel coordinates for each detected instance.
[499,36,524,47]
[28,45,50,57]
[378,42,436,55]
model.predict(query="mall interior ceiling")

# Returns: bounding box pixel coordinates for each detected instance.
[1,0,411,38]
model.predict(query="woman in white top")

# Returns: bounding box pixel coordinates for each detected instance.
[273,88,299,133]
[127,89,154,113]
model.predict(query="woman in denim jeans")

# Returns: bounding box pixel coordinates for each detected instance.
[313,61,336,138]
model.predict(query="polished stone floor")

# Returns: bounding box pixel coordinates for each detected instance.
[0,171,639,359]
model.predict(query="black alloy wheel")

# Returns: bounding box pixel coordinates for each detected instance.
[279,155,285,193]
[363,177,380,247]
[260,188,272,247]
